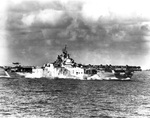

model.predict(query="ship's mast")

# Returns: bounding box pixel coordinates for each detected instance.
[62,45,68,58]
[62,45,67,54]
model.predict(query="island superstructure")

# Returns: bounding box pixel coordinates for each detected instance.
[25,45,85,79]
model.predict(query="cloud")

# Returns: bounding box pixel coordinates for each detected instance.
[5,0,150,68]
[81,1,110,21]
[0,0,8,66]
[22,9,65,27]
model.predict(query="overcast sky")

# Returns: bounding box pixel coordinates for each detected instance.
[1,0,150,69]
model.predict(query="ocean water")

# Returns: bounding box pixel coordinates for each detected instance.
[0,71,150,118]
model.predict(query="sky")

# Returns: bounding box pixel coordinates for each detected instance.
[1,0,150,69]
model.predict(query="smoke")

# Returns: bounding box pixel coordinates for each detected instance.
[5,0,150,68]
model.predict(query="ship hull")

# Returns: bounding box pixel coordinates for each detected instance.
[14,67,132,81]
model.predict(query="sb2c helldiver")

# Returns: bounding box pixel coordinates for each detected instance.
[12,45,141,80]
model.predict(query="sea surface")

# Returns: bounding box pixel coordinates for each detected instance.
[0,71,150,118]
